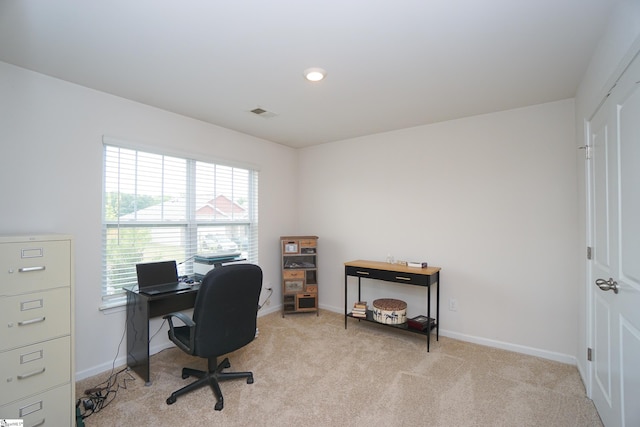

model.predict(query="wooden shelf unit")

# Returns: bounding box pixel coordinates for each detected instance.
[281,236,318,316]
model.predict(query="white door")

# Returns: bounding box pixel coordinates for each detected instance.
[588,52,640,427]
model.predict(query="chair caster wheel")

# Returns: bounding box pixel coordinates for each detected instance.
[222,359,231,369]
[247,376,254,384]
[181,373,189,379]
[166,396,176,405]
[215,401,223,411]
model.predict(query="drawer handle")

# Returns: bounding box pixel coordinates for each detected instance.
[19,399,43,417]
[17,367,46,380]
[18,317,46,326]
[395,276,412,281]
[356,271,369,275]
[18,266,46,273]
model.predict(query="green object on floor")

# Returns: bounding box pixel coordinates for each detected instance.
[76,404,85,427]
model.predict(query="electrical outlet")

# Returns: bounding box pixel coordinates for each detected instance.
[449,298,458,312]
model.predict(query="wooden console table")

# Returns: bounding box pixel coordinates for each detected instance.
[344,260,441,351]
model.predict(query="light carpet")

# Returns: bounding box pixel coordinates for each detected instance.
[76,310,602,426]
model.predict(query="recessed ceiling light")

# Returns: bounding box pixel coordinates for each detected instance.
[304,67,327,82]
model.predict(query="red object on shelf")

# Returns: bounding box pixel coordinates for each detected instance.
[407,315,431,330]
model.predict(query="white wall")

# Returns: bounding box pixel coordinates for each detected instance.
[0,61,298,379]
[574,0,640,390]
[298,99,579,361]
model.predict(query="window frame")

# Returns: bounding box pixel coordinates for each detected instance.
[101,139,259,307]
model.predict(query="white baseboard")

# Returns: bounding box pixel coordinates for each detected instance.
[77,303,576,381]
[439,329,576,365]
[77,305,283,382]
[322,304,576,366]
[75,341,176,382]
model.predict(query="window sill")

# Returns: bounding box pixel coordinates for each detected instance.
[99,298,127,314]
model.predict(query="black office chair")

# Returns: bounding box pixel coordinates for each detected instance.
[164,263,262,411]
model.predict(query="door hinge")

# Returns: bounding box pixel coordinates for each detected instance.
[578,145,592,160]
[587,347,592,361]
[587,246,592,260]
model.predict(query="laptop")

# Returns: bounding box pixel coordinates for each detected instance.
[136,260,192,295]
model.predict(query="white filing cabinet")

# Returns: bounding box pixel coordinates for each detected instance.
[0,234,75,426]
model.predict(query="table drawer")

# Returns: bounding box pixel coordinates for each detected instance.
[0,382,71,427]
[0,336,71,405]
[0,240,71,295]
[0,288,71,351]
[345,266,429,286]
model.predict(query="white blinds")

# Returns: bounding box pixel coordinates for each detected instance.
[102,144,259,301]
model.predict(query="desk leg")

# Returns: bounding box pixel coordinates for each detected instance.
[427,283,431,352]
[436,273,440,341]
[126,291,152,385]
[344,273,348,329]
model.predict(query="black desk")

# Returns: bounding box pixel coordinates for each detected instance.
[125,285,199,385]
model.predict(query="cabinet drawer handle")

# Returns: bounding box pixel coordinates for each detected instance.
[18,317,46,326]
[356,271,369,275]
[395,276,411,281]
[19,398,43,417]
[18,266,46,273]
[17,367,46,380]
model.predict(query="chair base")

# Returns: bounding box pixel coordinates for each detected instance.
[166,357,254,411]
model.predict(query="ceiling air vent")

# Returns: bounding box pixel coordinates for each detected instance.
[249,107,278,119]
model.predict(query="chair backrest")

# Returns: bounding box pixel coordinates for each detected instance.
[191,263,263,357]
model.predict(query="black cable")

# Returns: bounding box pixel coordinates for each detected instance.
[178,254,196,265]
[258,287,273,310]
[77,315,134,420]
[149,318,167,343]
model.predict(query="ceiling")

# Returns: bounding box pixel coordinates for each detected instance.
[0,1,620,148]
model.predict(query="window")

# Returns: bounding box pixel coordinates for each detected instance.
[102,142,259,304]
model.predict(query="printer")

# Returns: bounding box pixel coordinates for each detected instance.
[193,252,243,279]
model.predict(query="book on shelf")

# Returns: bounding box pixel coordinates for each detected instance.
[407,261,428,268]
[352,301,367,317]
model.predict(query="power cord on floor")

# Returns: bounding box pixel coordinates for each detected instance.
[79,366,134,419]
[77,314,171,422]
[76,318,134,422]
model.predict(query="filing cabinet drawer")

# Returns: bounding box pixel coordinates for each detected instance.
[0,336,71,405]
[0,288,71,351]
[0,383,71,427]
[0,240,71,295]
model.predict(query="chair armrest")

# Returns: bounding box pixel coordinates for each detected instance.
[163,312,195,353]
[163,311,194,328]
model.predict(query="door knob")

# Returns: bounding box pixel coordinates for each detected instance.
[595,278,619,294]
